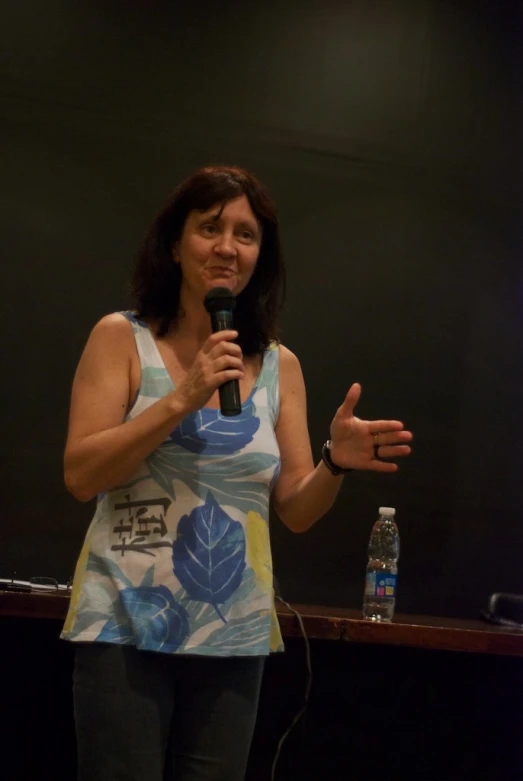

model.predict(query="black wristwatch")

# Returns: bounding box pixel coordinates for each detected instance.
[321,440,353,476]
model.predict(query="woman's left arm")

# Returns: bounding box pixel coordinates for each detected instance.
[272,347,413,533]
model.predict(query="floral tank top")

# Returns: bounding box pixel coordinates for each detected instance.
[61,312,284,656]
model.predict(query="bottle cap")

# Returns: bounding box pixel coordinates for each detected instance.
[378,506,396,517]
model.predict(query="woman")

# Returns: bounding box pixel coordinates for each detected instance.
[62,165,412,781]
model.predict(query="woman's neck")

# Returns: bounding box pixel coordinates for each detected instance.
[165,286,212,356]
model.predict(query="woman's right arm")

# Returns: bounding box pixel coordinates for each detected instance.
[64,314,243,502]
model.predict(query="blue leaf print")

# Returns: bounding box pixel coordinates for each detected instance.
[140,366,174,399]
[181,568,258,633]
[203,611,271,652]
[140,564,156,588]
[97,619,136,645]
[87,552,134,588]
[76,580,116,615]
[146,448,279,515]
[172,492,246,623]
[261,345,279,419]
[170,396,260,455]
[144,450,179,500]
[98,585,190,651]
[65,610,111,639]
[65,579,119,640]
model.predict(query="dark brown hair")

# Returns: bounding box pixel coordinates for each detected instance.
[131,165,285,355]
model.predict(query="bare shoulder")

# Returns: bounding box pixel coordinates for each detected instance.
[89,312,134,344]
[77,312,135,374]
[278,343,300,368]
[68,313,136,444]
[277,344,306,398]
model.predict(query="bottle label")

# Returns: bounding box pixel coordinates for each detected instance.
[365,572,397,597]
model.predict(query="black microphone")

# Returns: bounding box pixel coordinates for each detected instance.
[203,287,242,416]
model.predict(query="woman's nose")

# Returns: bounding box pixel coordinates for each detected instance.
[214,232,236,257]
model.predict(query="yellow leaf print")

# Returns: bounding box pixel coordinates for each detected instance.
[62,536,92,635]
[246,511,272,594]
[246,511,284,651]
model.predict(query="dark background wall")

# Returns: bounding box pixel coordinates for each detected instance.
[1,0,522,618]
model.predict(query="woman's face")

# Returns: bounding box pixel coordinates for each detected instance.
[175,195,262,301]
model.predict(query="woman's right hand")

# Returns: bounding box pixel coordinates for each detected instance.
[172,330,244,414]
[64,318,244,502]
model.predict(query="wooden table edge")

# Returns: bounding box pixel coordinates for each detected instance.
[2,592,522,655]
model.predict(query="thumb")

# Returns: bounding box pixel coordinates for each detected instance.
[339,383,361,417]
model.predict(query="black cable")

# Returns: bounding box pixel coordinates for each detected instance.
[271,597,312,781]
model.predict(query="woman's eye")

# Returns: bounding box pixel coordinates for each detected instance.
[201,223,217,235]
[239,230,254,242]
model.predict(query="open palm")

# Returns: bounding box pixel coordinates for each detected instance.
[329,383,413,473]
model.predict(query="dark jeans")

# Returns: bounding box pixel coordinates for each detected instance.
[73,643,265,781]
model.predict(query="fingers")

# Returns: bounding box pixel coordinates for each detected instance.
[371,429,412,474]
[207,336,245,385]
[369,419,406,434]
[176,331,246,414]
[374,430,413,446]
[339,383,361,416]
[210,339,242,360]
[373,428,412,466]
[213,354,244,374]
[369,460,399,474]
[215,368,245,385]
[375,444,412,460]
[203,330,239,354]
[205,332,244,374]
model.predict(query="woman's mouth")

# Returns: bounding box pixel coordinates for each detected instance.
[208,267,236,276]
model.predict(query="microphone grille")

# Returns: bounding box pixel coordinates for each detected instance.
[204,287,236,314]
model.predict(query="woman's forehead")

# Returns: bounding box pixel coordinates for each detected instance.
[195,195,258,222]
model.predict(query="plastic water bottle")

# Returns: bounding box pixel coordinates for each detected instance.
[362,507,400,622]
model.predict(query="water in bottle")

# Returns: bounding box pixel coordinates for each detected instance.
[362,507,400,621]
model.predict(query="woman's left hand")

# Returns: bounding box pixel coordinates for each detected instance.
[329,383,413,473]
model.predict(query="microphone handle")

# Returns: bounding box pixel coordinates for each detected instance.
[210,310,242,417]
